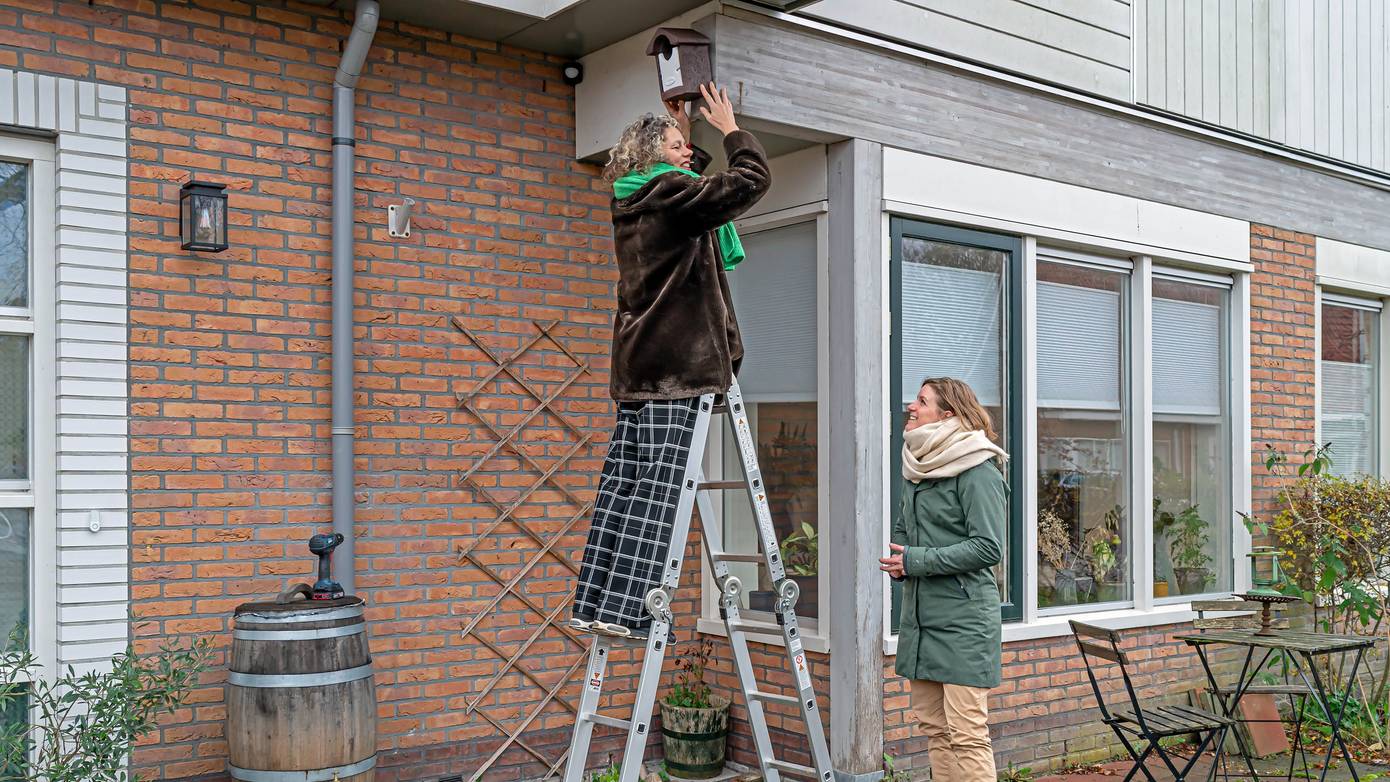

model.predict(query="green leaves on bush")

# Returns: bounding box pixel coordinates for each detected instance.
[0,634,211,782]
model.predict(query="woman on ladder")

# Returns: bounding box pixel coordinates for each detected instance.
[570,82,771,640]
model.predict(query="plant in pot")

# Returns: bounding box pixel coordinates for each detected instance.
[1086,505,1127,603]
[660,637,729,780]
[1037,509,1083,606]
[1166,504,1213,595]
[778,521,818,614]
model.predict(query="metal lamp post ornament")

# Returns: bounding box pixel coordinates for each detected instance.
[1239,546,1297,635]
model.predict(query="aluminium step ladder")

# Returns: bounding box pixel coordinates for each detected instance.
[560,381,832,782]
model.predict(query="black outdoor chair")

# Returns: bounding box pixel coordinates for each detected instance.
[1071,620,1234,782]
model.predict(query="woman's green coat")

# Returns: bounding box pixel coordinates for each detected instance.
[892,460,1007,688]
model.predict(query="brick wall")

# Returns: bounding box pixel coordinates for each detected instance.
[1,0,621,779]
[1249,225,1318,516]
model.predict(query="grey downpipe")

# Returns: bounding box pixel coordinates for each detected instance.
[331,0,379,595]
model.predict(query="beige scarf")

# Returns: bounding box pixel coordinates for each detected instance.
[902,417,1008,483]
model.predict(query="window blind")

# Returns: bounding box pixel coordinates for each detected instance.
[1037,280,1121,409]
[1322,360,1375,475]
[1154,297,1224,416]
[900,262,1002,407]
[728,222,817,401]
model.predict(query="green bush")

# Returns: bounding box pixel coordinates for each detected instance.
[0,635,211,781]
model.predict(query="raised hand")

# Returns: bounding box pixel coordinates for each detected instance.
[664,96,691,142]
[697,82,739,136]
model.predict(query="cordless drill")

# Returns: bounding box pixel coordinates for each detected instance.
[308,533,345,600]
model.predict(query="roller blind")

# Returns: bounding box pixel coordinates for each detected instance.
[1322,361,1375,475]
[900,262,1002,407]
[1037,281,1120,409]
[728,221,817,401]
[1154,296,1224,416]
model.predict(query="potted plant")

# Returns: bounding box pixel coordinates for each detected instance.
[778,521,818,613]
[659,637,729,780]
[1167,504,1213,595]
[1037,509,1083,605]
[1086,505,1126,603]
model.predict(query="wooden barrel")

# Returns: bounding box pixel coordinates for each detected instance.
[226,595,377,782]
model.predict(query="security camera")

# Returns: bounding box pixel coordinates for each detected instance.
[561,61,583,86]
[388,197,414,238]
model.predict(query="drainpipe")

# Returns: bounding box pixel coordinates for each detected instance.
[331,0,378,595]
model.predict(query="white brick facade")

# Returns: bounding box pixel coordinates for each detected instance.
[1,67,129,672]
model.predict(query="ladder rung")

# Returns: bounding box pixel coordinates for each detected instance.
[698,480,746,491]
[748,690,799,706]
[711,551,765,563]
[768,759,819,778]
[582,713,631,731]
[728,619,782,635]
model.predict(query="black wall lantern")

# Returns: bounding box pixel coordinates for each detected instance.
[180,181,228,252]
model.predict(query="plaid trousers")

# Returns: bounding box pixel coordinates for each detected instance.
[572,398,702,628]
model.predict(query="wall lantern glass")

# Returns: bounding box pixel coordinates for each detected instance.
[180,181,228,252]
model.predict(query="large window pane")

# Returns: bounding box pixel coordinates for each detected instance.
[1321,302,1378,476]
[1036,260,1130,609]
[0,336,26,481]
[0,509,28,644]
[723,223,820,621]
[896,230,1017,617]
[0,162,27,309]
[1153,278,1232,598]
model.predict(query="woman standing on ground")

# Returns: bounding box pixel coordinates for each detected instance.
[880,377,1008,781]
[569,83,771,640]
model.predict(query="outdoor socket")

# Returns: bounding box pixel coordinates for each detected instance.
[308,533,346,600]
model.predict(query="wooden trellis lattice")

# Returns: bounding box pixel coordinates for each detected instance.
[453,318,596,782]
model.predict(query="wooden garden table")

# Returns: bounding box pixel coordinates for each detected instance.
[1173,629,1375,782]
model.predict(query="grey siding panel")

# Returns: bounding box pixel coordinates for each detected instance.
[710,13,1390,251]
[802,0,1132,100]
[1138,0,1390,174]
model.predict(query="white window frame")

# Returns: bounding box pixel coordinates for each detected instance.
[0,134,58,678]
[1315,290,1384,478]
[697,203,831,653]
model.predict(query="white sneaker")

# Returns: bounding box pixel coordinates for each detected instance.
[567,617,592,632]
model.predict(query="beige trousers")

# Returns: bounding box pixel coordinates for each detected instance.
[909,679,997,782]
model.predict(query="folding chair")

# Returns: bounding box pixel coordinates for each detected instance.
[1071,620,1233,782]
[1192,600,1312,779]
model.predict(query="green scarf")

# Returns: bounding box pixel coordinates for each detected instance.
[613,163,745,270]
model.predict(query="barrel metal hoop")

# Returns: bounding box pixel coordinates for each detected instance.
[232,624,364,642]
[659,725,729,742]
[662,755,726,775]
[227,663,375,689]
[235,606,363,626]
[228,754,377,782]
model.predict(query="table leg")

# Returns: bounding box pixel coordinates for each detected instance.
[1300,649,1367,782]
[1192,643,1263,782]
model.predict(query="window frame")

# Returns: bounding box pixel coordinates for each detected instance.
[1316,290,1383,478]
[1148,267,1238,607]
[888,218,1026,625]
[697,204,831,651]
[882,219,1253,643]
[0,134,58,681]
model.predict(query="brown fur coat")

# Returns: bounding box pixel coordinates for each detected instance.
[608,130,771,400]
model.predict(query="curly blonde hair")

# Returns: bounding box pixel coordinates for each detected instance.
[603,113,680,183]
